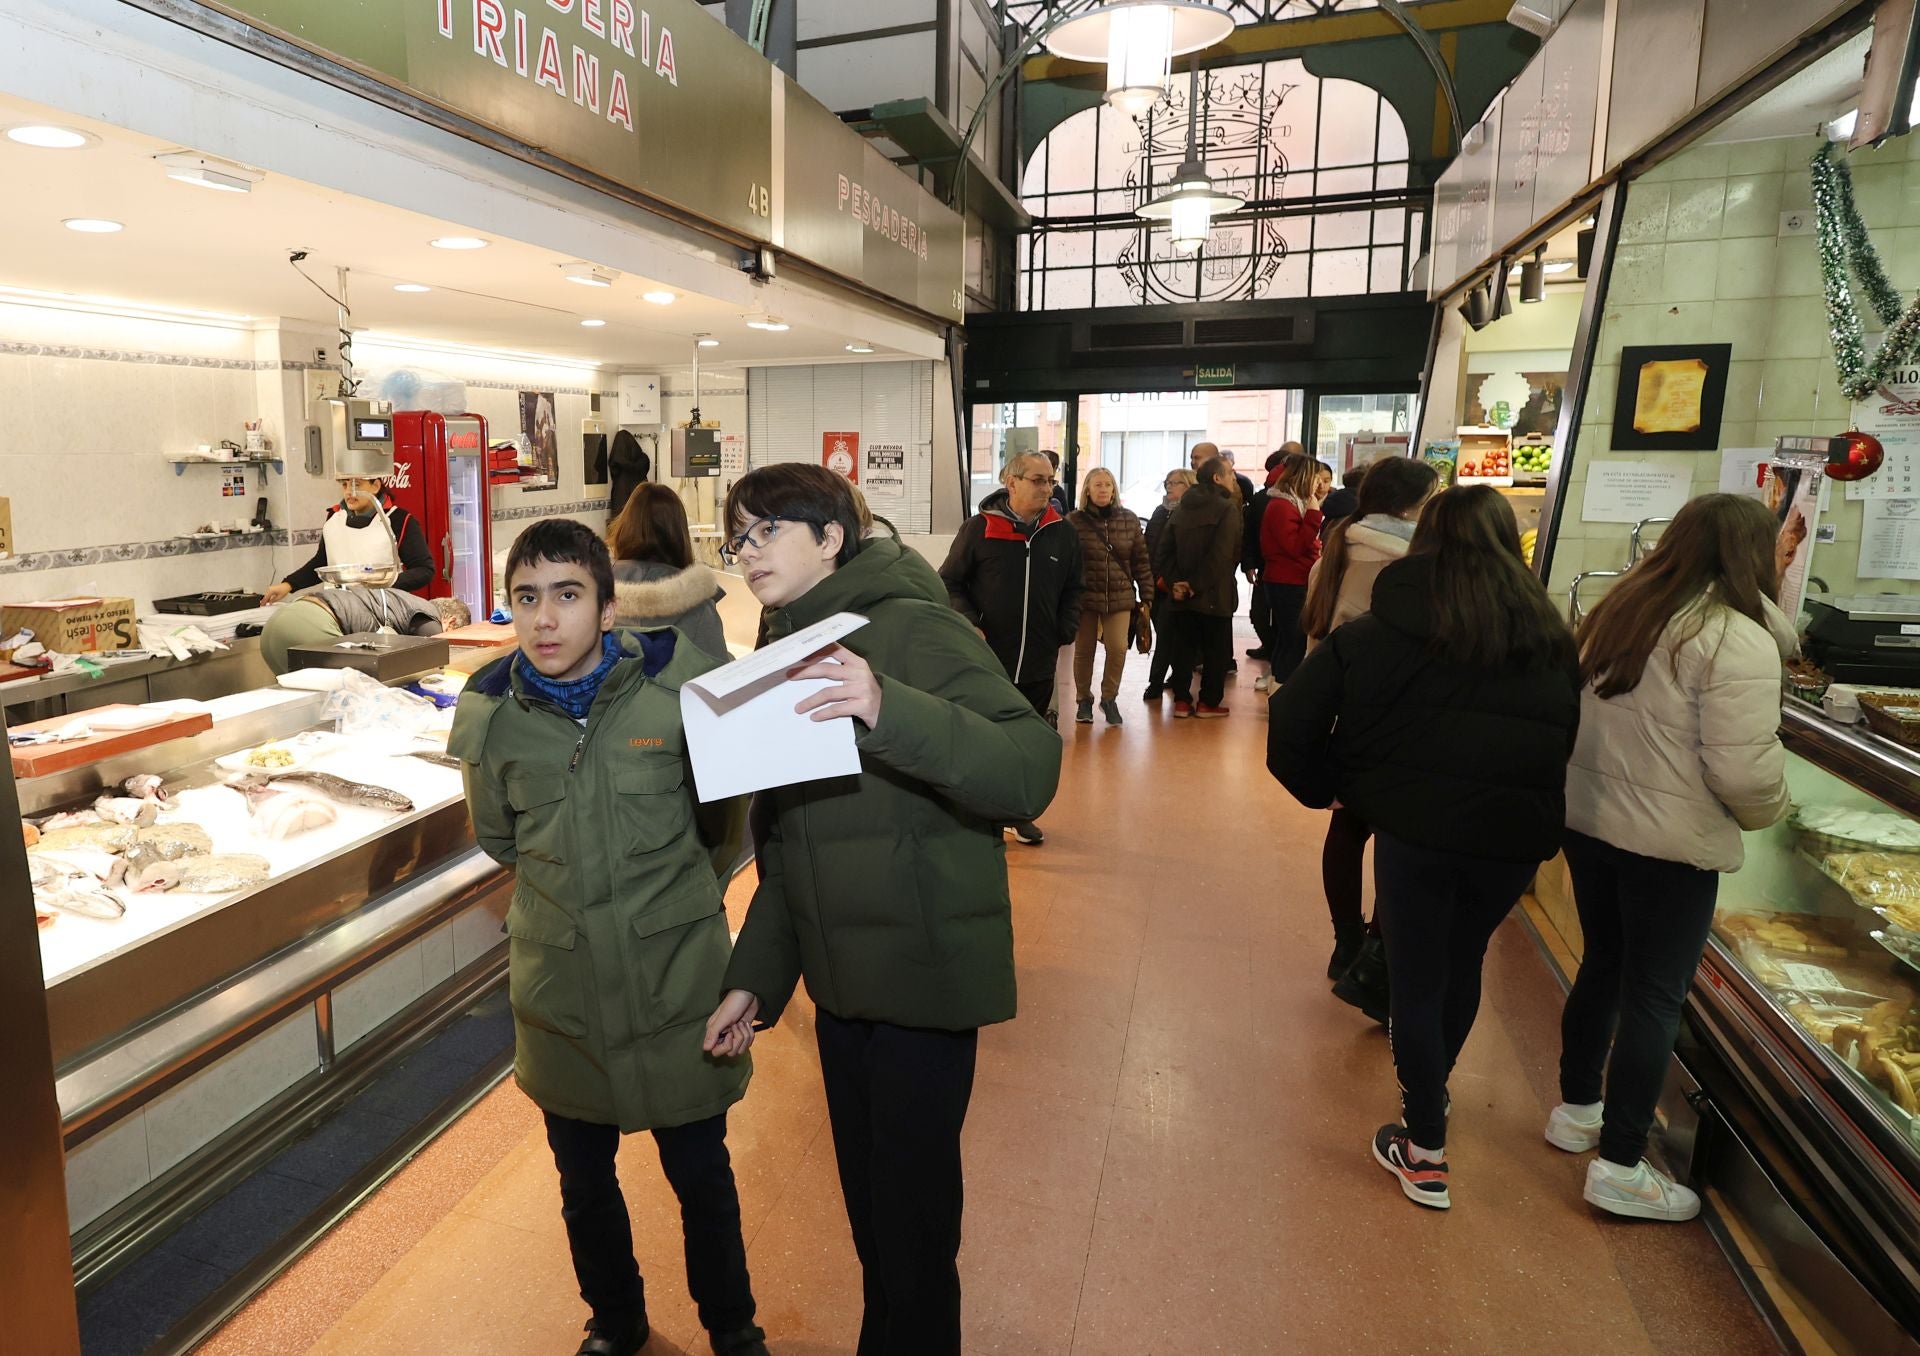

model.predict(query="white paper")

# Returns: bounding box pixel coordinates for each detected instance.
[863,442,906,498]
[1718,447,1771,500]
[1580,461,1693,524]
[1859,498,1920,580]
[680,612,871,802]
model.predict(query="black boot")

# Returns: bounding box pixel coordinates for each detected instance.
[576,1315,649,1356]
[1332,935,1390,1026]
[710,1323,771,1356]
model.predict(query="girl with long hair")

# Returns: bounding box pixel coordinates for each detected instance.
[1254,452,1327,692]
[1297,457,1440,992]
[1068,467,1153,726]
[1549,493,1792,1222]
[1268,486,1581,1210]
[607,482,729,659]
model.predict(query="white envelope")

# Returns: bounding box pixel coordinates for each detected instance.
[680,612,870,802]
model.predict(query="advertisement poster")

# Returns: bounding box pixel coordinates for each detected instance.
[822,431,860,482]
[1767,448,1827,622]
[864,442,906,497]
[518,391,558,490]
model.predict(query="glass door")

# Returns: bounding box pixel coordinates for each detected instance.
[1308,390,1418,470]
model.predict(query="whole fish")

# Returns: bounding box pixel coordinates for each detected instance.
[36,822,138,854]
[94,795,159,827]
[405,749,461,770]
[137,853,272,894]
[257,771,414,813]
[28,851,129,919]
[30,845,128,886]
[39,809,106,832]
[120,822,214,877]
[119,774,168,802]
[254,795,338,840]
[38,881,127,920]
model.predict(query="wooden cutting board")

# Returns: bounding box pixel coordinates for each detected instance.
[439,620,518,647]
[0,663,40,684]
[9,704,214,779]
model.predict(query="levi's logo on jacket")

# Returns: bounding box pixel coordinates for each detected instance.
[630,738,665,748]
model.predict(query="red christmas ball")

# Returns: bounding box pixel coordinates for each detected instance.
[1826,430,1885,482]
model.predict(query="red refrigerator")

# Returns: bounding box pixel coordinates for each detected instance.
[388,412,494,621]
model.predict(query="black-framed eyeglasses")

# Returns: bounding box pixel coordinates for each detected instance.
[1016,474,1058,488]
[721,516,787,565]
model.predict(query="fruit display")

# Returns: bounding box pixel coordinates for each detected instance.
[1513,441,1553,477]
[1459,447,1511,479]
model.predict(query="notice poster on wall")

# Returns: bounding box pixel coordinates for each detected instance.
[822,431,860,482]
[1579,460,1692,524]
[1718,447,1771,500]
[864,442,906,498]
[518,391,559,491]
[1859,498,1920,579]
[1768,448,1828,622]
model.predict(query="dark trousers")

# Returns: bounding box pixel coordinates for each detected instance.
[1168,610,1231,706]
[816,1009,979,1356]
[1014,678,1054,717]
[1558,829,1720,1167]
[1248,575,1275,652]
[1373,833,1537,1149]
[1146,586,1173,689]
[1263,581,1309,683]
[1322,806,1374,944]
[543,1110,756,1336]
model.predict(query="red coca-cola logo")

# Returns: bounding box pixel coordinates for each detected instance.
[449,433,480,449]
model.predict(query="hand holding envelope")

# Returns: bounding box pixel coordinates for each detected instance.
[788,643,882,727]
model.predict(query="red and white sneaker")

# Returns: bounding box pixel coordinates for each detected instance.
[1372,1124,1450,1209]
[1195,703,1230,719]
[1172,699,1195,718]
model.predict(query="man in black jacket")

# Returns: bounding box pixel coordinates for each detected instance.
[940,451,1082,845]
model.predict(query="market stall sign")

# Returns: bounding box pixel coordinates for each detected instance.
[194,1,963,322]
[1195,365,1235,389]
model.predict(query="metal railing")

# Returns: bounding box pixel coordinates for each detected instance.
[1566,515,1671,624]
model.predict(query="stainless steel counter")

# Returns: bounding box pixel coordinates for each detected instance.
[2,637,274,722]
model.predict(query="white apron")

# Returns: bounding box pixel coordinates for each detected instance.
[322,506,400,570]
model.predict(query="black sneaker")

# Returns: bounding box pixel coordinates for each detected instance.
[576,1316,649,1356]
[1142,685,1164,701]
[1372,1124,1450,1210]
[1246,647,1270,659]
[710,1323,771,1356]
[1009,821,1045,845]
[1075,698,1094,723]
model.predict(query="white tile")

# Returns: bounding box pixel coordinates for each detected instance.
[1764,294,1828,360]
[332,942,426,1053]
[144,1008,317,1177]
[1724,361,1765,422]
[1758,358,1823,423]
[1852,163,1904,227]
[1774,236,1821,297]
[450,888,510,969]
[1729,139,1793,175]
[421,920,455,988]
[1709,298,1775,349]
[1714,236,1779,300]
[1608,244,1668,304]
[1619,183,1670,244]
[65,1110,151,1234]
[1666,179,1727,241]
[1721,174,1783,239]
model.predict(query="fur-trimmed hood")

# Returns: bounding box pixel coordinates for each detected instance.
[612,560,723,621]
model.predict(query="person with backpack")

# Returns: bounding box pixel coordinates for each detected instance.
[1549,494,1793,1222]
[1267,487,1581,1211]
[1295,456,1440,997]
[1067,466,1153,726]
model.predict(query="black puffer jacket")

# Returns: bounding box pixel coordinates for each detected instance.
[1152,480,1242,617]
[1266,553,1582,863]
[939,489,1084,684]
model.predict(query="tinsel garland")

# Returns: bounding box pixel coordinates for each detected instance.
[1811,142,1920,400]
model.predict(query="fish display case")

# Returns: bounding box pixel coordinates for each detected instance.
[14,681,512,1280]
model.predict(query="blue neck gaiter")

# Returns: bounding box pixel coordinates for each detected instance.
[515,633,623,720]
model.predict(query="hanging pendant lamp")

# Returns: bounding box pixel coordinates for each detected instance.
[1044,1,1236,118]
[1136,61,1244,254]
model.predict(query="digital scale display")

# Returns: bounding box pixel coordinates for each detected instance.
[355,419,392,441]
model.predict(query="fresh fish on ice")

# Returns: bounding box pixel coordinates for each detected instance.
[119,822,214,876]
[93,795,159,826]
[253,795,338,840]
[37,881,127,920]
[39,809,106,832]
[119,774,168,802]
[249,771,414,813]
[35,822,138,854]
[30,846,130,887]
[136,853,272,894]
[404,749,461,770]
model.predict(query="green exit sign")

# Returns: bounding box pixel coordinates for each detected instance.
[1195,365,1235,388]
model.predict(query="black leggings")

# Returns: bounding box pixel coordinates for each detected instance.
[1263,581,1308,683]
[1322,807,1374,944]
[1558,829,1720,1167]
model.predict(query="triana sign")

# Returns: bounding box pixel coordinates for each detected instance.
[197,0,962,322]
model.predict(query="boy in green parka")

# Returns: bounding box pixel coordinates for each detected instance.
[449,520,766,1356]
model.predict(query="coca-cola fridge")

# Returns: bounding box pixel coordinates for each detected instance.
[388,412,494,621]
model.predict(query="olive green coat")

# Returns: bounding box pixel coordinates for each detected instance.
[450,629,748,1132]
[723,537,1062,1031]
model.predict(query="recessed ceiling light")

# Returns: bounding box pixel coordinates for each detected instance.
[1542,259,1576,275]
[580,318,606,327]
[7,124,93,149]
[642,290,676,305]
[845,341,876,354]
[63,218,123,234]
[430,235,489,250]
[562,262,618,287]
[746,316,790,332]
[393,283,432,293]
[154,151,262,193]
[695,335,721,348]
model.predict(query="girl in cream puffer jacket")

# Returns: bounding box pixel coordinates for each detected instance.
[1551,493,1792,1226]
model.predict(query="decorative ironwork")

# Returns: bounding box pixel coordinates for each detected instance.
[997,1,1434,30]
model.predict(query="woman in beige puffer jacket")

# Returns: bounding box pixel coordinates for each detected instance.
[1549,493,1791,1226]
[1068,467,1153,725]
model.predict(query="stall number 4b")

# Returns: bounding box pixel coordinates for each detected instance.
[747,184,770,219]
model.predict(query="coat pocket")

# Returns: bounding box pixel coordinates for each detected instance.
[507,772,570,864]
[506,888,587,1038]
[629,879,728,1034]
[615,763,694,855]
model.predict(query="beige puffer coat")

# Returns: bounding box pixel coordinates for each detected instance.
[1564,595,1795,873]
[1304,517,1415,649]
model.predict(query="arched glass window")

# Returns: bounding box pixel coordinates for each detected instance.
[1018,56,1420,308]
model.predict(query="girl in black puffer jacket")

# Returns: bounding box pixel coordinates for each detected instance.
[1267,486,1580,1213]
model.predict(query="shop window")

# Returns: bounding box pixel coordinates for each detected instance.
[1018,55,1422,307]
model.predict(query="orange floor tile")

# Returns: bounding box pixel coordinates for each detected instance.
[198,635,1776,1355]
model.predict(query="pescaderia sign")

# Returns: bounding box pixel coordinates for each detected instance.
[192,0,963,322]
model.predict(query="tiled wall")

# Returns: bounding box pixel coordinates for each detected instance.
[1550,131,1920,604]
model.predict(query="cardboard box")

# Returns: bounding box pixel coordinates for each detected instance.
[0,495,10,557]
[1,597,138,654]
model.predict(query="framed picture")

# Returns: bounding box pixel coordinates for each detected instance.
[1610,344,1732,451]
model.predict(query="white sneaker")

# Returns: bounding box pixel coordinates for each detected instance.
[1583,1157,1700,1222]
[1253,674,1271,692]
[1545,1101,1604,1153]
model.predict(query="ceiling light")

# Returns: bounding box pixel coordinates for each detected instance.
[430,235,489,250]
[562,262,618,287]
[1542,258,1576,275]
[695,334,721,347]
[746,316,790,332]
[154,150,262,193]
[1044,3,1236,118]
[580,318,606,327]
[1138,158,1244,251]
[63,218,123,234]
[846,341,876,354]
[6,124,93,149]
[393,283,431,293]
[642,289,676,305]
[1519,248,1546,304]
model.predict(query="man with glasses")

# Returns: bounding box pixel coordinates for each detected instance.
[938,451,1081,846]
[261,472,434,604]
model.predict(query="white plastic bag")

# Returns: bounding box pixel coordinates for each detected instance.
[322,667,437,738]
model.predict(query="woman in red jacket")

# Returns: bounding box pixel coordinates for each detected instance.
[1256,452,1326,689]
